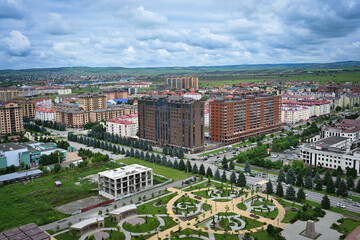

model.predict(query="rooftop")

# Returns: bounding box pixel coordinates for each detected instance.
[70,217,104,229]
[140,95,198,104]
[110,204,137,215]
[98,164,152,179]
[0,223,50,240]
[107,119,136,125]
[0,169,43,182]
[0,143,27,152]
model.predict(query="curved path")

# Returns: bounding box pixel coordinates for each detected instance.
[148,186,286,240]
[79,228,117,240]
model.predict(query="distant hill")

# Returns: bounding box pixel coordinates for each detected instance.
[1,61,360,75]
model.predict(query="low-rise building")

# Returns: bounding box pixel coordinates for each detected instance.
[300,136,360,173]
[98,164,153,199]
[109,204,137,222]
[106,119,137,137]
[34,106,56,122]
[281,99,330,117]
[69,217,104,236]
[184,92,202,100]
[322,117,360,141]
[281,105,311,124]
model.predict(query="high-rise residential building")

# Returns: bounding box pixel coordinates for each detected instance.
[0,90,24,101]
[104,89,129,101]
[166,77,199,89]
[138,96,204,153]
[210,93,282,143]
[77,92,106,111]
[12,97,36,118]
[56,107,89,128]
[0,102,24,136]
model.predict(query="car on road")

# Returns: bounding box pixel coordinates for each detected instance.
[336,203,346,208]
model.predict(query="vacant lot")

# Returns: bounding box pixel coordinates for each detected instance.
[116,157,193,181]
[0,161,119,231]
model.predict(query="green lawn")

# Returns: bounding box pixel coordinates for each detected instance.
[137,193,177,214]
[0,161,119,231]
[250,230,279,240]
[181,228,209,237]
[122,216,159,233]
[237,202,247,211]
[161,216,177,230]
[116,157,193,181]
[242,216,266,229]
[54,231,79,240]
[192,190,212,198]
[332,218,360,237]
[185,180,229,191]
[253,208,278,220]
[105,217,119,228]
[214,234,241,240]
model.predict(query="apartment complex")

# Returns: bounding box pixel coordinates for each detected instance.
[34,106,56,122]
[281,105,310,124]
[77,92,106,111]
[12,97,36,118]
[323,117,360,141]
[104,89,129,101]
[0,102,24,136]
[98,164,153,199]
[281,99,330,117]
[210,93,282,143]
[106,119,137,137]
[88,105,137,122]
[138,96,204,153]
[166,77,199,89]
[300,136,360,173]
[0,90,24,101]
[56,107,89,128]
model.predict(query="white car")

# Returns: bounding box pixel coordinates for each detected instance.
[336,203,346,208]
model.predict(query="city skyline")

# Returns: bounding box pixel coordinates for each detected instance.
[0,0,360,70]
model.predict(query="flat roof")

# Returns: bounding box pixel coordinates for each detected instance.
[110,204,137,215]
[0,143,27,152]
[312,136,348,146]
[70,217,104,229]
[0,223,50,240]
[0,169,43,182]
[98,164,152,179]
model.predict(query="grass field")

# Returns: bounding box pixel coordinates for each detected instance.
[116,157,193,181]
[54,231,79,240]
[332,218,360,237]
[0,161,119,231]
[137,193,177,214]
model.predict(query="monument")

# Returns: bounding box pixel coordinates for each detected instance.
[301,220,319,239]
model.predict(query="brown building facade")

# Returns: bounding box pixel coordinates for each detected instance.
[89,105,137,122]
[166,77,199,89]
[0,102,24,136]
[138,96,204,153]
[0,90,24,101]
[12,97,36,118]
[210,93,282,144]
[77,92,106,111]
[104,89,129,101]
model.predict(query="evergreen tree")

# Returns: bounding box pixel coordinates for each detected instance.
[163,145,168,155]
[278,168,286,183]
[315,179,323,191]
[305,166,312,178]
[296,172,304,187]
[125,149,130,156]
[173,148,178,158]
[214,169,221,180]
[150,154,155,163]
[355,180,360,193]
[324,170,331,186]
[221,170,227,182]
[321,195,330,209]
[222,156,228,170]
[286,168,296,185]
[237,171,246,187]
[335,174,342,188]
[185,160,192,172]
[168,147,172,156]
[266,180,273,194]
[173,159,179,169]
[229,160,235,170]
[206,167,213,178]
[230,171,236,184]
[314,172,320,184]
[347,176,354,190]
[199,164,206,176]
[161,156,167,166]
[179,159,185,171]
[244,160,251,173]
[305,176,313,189]
[285,185,296,200]
[112,145,117,153]
[192,164,198,174]
[156,154,162,164]
[166,159,173,168]
[336,180,348,197]
[135,150,140,159]
[130,148,134,157]
[148,145,153,152]
[145,152,150,162]
[296,188,306,202]
[276,182,284,197]
[178,148,184,159]
[121,147,125,154]
[140,151,145,160]
[326,177,335,193]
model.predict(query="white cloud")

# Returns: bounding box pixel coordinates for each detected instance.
[116,5,167,27]
[3,30,30,56]
[45,13,71,35]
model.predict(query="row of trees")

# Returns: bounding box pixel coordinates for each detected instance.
[162,145,184,159]
[34,119,66,131]
[24,123,49,135]
[271,134,300,152]
[78,148,109,163]
[39,151,65,165]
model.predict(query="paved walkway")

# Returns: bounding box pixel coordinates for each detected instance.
[79,228,117,240]
[346,225,360,240]
[282,210,342,240]
[148,186,286,240]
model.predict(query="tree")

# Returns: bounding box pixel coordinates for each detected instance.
[161,156,167,166]
[278,168,286,183]
[244,161,251,173]
[266,224,275,236]
[347,176,354,190]
[285,185,296,200]
[237,171,246,187]
[185,160,192,172]
[166,159,173,168]
[222,156,228,170]
[336,166,343,177]
[355,180,360,193]
[335,174,342,188]
[214,169,221,180]
[53,163,61,173]
[192,164,198,174]
[173,159,179,169]
[276,182,284,197]
[178,148,184,159]
[321,195,330,209]
[286,168,296,185]
[324,170,331,186]
[230,171,236,184]
[266,180,273,194]
[336,180,348,197]
[199,164,206,176]
[163,145,168,155]
[315,179,323,191]
[296,188,306,202]
[305,166,312,178]
[221,170,227,182]
[135,150,140,159]
[229,160,235,170]
[305,176,313,189]
[206,167,213,178]
[314,172,320,184]
[179,159,185,171]
[145,152,150,162]
[296,172,304,187]
[326,177,335,194]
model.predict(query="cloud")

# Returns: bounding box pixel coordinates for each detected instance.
[3,30,30,56]
[116,5,167,27]
[45,13,71,35]
[0,0,25,19]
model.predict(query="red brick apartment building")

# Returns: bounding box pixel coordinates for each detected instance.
[210,93,282,143]
[138,95,204,153]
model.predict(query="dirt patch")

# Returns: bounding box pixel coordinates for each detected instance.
[64,151,81,162]
[55,195,107,214]
[127,217,145,226]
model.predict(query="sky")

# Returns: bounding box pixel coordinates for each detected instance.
[0,0,360,70]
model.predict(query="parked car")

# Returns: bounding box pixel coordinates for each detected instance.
[337,203,346,208]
